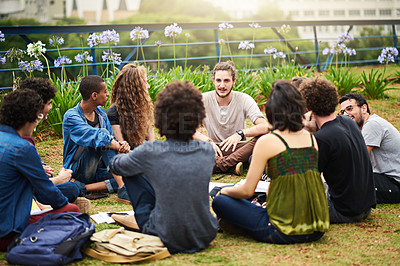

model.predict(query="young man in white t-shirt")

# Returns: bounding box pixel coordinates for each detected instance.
[339,93,400,204]
[194,61,269,175]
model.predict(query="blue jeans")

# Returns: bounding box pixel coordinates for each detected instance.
[70,146,118,193]
[35,182,79,203]
[212,195,324,244]
[122,175,155,230]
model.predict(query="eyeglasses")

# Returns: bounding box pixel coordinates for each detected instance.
[338,104,359,115]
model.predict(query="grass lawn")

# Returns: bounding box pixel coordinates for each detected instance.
[1,86,400,265]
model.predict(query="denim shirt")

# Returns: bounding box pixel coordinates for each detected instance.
[63,102,114,169]
[0,125,68,238]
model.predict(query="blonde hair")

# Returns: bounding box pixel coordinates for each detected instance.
[111,64,154,147]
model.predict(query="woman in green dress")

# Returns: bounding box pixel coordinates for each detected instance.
[212,80,329,244]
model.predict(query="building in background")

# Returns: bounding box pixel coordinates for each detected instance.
[0,0,64,23]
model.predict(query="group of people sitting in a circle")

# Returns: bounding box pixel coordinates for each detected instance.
[1,60,399,254]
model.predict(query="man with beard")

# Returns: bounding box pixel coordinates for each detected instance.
[194,61,268,175]
[339,93,400,204]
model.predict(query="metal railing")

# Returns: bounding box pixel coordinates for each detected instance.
[0,19,399,90]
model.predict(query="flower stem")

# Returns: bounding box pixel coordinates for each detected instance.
[173,37,176,68]
[41,53,52,81]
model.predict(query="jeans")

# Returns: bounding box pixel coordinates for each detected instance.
[122,175,155,230]
[373,173,400,204]
[70,146,118,193]
[212,195,324,244]
[216,136,259,172]
[327,192,371,224]
[35,182,79,203]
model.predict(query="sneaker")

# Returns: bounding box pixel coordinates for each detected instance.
[117,186,131,205]
[227,162,243,176]
[73,197,91,213]
[111,214,140,231]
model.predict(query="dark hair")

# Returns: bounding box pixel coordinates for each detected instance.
[155,81,205,142]
[18,77,57,104]
[266,80,306,132]
[79,75,105,100]
[339,93,370,114]
[0,89,43,130]
[212,61,236,80]
[299,78,338,116]
[291,76,310,89]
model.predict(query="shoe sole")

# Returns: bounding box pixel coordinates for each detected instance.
[111,214,140,231]
[117,198,132,205]
[235,162,244,176]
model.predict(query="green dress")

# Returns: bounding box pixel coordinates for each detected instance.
[266,132,329,235]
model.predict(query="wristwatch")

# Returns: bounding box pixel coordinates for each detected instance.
[236,129,245,141]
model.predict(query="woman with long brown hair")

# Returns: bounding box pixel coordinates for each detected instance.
[107,64,155,148]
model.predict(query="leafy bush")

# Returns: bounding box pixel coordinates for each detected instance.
[323,67,360,96]
[360,69,396,99]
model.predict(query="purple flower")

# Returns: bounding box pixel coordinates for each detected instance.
[100,30,120,45]
[54,56,72,67]
[0,56,6,64]
[378,47,399,64]
[331,42,346,54]
[49,36,64,47]
[87,33,101,47]
[249,22,261,29]
[6,48,25,62]
[218,39,225,45]
[102,50,122,65]
[264,47,277,54]
[238,41,255,50]
[164,23,183,38]
[338,32,354,43]
[130,27,149,41]
[0,31,5,42]
[218,22,234,31]
[75,51,93,63]
[18,59,43,72]
[273,52,286,59]
[155,41,162,47]
[322,48,330,55]
[343,48,356,56]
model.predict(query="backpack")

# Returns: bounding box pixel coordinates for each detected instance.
[6,212,95,266]
[84,227,171,263]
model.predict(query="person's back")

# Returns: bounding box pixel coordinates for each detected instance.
[315,115,375,216]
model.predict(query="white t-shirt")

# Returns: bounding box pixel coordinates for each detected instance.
[362,114,400,182]
[202,91,265,142]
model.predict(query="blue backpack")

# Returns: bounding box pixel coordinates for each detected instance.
[6,212,95,266]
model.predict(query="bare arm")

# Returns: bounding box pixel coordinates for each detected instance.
[193,130,223,157]
[147,125,155,141]
[366,145,373,154]
[111,125,124,142]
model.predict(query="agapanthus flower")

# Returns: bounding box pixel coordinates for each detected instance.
[155,41,162,47]
[273,52,286,59]
[49,36,64,47]
[343,48,356,56]
[130,27,149,41]
[278,24,291,34]
[100,29,120,45]
[249,22,261,29]
[185,33,190,38]
[338,32,354,43]
[54,56,72,67]
[378,47,399,64]
[18,59,43,72]
[102,50,122,65]
[0,56,6,64]
[330,42,346,54]
[238,41,255,50]
[0,31,5,42]
[75,51,93,62]
[264,47,277,54]
[27,41,46,58]
[164,23,183,38]
[322,48,330,55]
[218,39,225,45]
[6,48,25,62]
[218,22,234,31]
[87,33,101,47]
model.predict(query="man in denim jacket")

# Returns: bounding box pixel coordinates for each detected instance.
[63,75,130,200]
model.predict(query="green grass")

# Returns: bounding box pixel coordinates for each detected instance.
[1,88,400,265]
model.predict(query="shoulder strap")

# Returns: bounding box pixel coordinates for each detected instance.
[310,133,315,148]
[84,247,171,263]
[270,132,290,150]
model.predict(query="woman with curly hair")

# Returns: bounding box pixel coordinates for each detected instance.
[107,64,155,148]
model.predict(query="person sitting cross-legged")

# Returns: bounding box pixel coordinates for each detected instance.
[108,81,218,254]
[62,75,130,201]
[0,89,80,252]
[212,80,329,244]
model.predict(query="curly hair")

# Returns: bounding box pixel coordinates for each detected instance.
[339,93,370,114]
[155,81,205,142]
[110,64,154,147]
[0,89,43,130]
[266,80,306,132]
[212,61,236,80]
[18,77,57,104]
[79,75,104,100]
[299,78,338,116]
